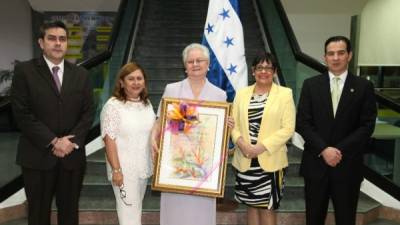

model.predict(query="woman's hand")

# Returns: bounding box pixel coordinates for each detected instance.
[253,143,267,157]
[237,137,254,158]
[151,138,159,162]
[237,137,267,159]
[242,144,256,158]
[103,135,124,186]
[151,120,161,162]
[227,116,235,129]
[112,170,123,187]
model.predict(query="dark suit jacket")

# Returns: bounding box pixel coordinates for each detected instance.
[296,72,377,182]
[11,56,95,170]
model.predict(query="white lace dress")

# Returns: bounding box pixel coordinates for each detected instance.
[100,97,155,225]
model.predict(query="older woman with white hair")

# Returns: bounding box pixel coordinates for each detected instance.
[151,43,230,225]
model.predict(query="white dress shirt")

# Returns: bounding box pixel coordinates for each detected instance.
[329,70,348,94]
[43,55,64,85]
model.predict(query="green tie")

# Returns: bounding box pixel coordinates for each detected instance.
[331,77,341,116]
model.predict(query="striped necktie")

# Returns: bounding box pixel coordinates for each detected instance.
[51,66,61,92]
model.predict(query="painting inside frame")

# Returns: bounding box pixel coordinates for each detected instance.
[152,97,231,197]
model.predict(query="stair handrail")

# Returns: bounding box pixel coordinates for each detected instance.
[270,0,326,73]
[252,0,286,86]
[123,0,144,63]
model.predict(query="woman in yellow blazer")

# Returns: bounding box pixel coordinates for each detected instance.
[231,52,295,225]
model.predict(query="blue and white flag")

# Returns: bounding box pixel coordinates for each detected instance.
[202,0,248,102]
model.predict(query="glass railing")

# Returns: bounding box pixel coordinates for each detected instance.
[364,101,400,186]
[360,68,400,190]
[254,0,400,200]
[360,66,400,89]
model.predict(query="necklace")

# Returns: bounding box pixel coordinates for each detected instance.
[253,92,268,102]
[127,97,140,102]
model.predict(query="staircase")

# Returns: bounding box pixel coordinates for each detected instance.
[134,0,209,109]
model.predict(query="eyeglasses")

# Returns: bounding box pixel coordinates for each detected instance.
[186,59,208,65]
[254,66,275,73]
[119,185,132,206]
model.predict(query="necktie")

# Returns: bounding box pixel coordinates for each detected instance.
[51,66,61,92]
[331,77,341,116]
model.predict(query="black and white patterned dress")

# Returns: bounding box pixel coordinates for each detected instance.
[234,94,286,209]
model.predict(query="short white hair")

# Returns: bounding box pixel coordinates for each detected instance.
[182,43,210,64]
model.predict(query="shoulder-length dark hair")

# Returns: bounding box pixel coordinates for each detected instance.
[251,52,277,70]
[112,62,149,105]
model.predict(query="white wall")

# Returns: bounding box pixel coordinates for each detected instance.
[285,13,351,62]
[0,0,33,70]
[281,0,367,62]
[358,0,400,66]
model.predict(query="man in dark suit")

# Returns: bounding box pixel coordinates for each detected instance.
[11,21,94,225]
[296,36,377,225]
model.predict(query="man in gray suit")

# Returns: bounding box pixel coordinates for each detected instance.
[11,21,94,225]
[296,36,377,225]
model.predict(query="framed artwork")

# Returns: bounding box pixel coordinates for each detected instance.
[152,97,231,197]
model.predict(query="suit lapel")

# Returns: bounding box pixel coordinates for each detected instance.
[35,57,60,96]
[241,85,254,136]
[317,73,335,119]
[257,83,278,136]
[60,62,73,96]
[262,83,278,119]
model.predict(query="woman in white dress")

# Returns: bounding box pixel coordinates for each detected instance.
[151,43,233,225]
[100,62,155,225]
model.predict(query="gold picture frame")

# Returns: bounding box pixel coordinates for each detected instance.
[152,97,231,198]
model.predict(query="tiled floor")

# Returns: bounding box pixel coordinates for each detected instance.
[1,218,400,225]
[367,220,400,225]
[1,219,400,225]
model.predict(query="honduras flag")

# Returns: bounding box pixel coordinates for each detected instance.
[202,0,248,102]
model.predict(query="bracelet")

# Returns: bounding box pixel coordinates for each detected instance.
[112,168,122,174]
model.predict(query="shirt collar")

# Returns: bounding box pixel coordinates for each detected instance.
[328,70,347,82]
[43,55,64,74]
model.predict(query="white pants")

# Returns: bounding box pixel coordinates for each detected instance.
[112,177,148,225]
